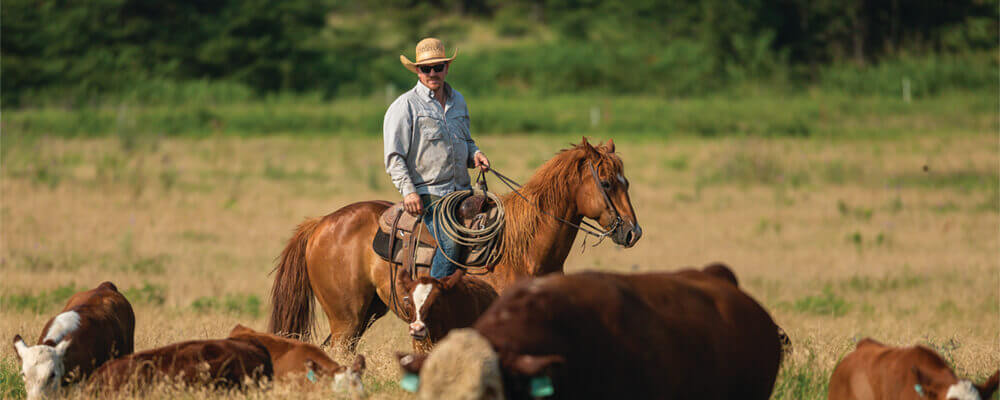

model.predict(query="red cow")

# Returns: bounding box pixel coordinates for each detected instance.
[227,324,365,393]
[399,264,784,399]
[12,281,135,400]
[87,337,273,392]
[829,338,998,400]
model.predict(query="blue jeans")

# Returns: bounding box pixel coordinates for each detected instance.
[421,195,462,279]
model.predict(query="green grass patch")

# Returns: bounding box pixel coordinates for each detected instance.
[123,282,167,306]
[0,358,25,400]
[789,287,851,317]
[771,362,829,400]
[837,200,873,221]
[839,270,926,293]
[190,293,261,317]
[0,284,78,314]
[889,169,999,193]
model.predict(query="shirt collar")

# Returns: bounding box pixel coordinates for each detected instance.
[414,81,452,103]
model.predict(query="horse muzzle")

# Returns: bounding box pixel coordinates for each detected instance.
[612,222,642,248]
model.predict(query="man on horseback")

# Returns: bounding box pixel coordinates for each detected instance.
[384,37,490,279]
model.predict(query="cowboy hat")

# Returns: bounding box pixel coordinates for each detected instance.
[400,38,458,74]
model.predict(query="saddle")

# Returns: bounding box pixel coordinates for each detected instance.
[372,190,498,272]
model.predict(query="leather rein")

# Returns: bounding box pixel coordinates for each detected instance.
[487,160,624,246]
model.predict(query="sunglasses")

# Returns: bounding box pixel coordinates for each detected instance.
[419,63,448,73]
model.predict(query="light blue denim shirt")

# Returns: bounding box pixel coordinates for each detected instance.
[383,81,480,197]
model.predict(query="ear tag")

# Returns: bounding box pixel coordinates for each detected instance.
[530,376,555,397]
[400,373,420,393]
[306,369,317,383]
[914,383,924,396]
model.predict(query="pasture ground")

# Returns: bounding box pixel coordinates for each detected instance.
[1,133,997,399]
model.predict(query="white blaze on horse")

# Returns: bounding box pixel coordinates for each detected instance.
[12,282,135,400]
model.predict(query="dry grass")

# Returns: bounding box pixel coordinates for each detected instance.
[2,133,997,399]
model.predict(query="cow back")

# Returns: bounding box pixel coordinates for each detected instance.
[228,325,342,378]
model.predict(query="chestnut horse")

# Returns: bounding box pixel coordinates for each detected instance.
[268,138,642,349]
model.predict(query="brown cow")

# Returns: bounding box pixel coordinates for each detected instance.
[12,281,135,400]
[395,268,499,352]
[398,264,784,400]
[87,337,273,392]
[227,324,365,392]
[829,338,999,400]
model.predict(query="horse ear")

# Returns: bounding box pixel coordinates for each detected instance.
[601,139,615,153]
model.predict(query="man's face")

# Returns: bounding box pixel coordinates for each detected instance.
[417,62,449,91]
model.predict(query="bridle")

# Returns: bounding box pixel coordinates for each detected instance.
[488,159,625,246]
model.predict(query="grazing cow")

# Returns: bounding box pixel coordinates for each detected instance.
[395,268,499,353]
[12,281,135,400]
[398,264,783,400]
[87,337,273,392]
[227,324,366,392]
[829,338,999,400]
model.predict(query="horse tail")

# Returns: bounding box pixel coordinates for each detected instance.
[269,217,323,340]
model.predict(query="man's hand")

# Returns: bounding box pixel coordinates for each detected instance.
[473,152,490,171]
[403,193,423,216]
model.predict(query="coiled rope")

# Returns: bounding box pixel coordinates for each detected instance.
[426,188,505,274]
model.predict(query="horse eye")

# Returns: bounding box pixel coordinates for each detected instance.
[600,181,611,190]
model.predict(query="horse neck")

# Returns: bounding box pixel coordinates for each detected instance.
[496,176,582,279]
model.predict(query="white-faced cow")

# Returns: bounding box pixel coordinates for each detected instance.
[829,338,999,400]
[395,268,498,353]
[12,281,135,400]
[398,264,784,400]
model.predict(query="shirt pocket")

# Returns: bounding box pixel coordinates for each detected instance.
[417,115,444,141]
[414,115,448,180]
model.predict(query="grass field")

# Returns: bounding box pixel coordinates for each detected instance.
[1,131,997,399]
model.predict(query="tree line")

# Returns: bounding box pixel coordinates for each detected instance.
[2,0,995,106]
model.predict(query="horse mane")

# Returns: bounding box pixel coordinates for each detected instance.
[497,139,621,267]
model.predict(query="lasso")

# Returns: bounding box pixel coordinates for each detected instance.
[426,188,505,273]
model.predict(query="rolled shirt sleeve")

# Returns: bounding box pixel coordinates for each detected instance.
[384,99,417,197]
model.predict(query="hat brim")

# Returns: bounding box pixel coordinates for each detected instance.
[400,50,458,74]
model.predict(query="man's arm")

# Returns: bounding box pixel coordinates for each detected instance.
[384,100,417,197]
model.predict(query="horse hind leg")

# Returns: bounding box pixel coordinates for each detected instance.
[320,286,388,353]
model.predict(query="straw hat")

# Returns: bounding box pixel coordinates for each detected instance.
[400,38,458,74]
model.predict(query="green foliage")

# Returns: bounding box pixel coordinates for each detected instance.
[840,271,926,293]
[791,287,851,317]
[191,293,261,317]
[0,285,78,314]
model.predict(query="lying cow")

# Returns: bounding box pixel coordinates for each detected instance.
[87,337,273,392]
[227,324,365,392]
[12,281,135,400]
[396,268,498,353]
[398,264,783,399]
[829,338,998,400]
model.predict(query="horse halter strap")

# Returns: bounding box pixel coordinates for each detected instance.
[488,161,622,242]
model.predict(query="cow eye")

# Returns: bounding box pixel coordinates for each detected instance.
[403,296,412,304]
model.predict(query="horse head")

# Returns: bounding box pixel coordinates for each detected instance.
[575,138,642,248]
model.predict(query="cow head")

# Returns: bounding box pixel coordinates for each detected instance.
[912,367,999,400]
[13,334,71,400]
[395,268,466,341]
[331,355,366,395]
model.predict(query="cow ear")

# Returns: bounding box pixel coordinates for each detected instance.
[397,267,414,289]
[396,352,427,374]
[351,354,366,373]
[441,269,466,291]
[304,359,318,373]
[55,339,71,356]
[511,354,565,376]
[13,335,27,360]
[229,324,252,336]
[977,370,999,399]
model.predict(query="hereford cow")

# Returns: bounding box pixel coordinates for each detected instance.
[227,324,365,392]
[398,264,784,400]
[12,281,135,400]
[87,337,273,392]
[395,268,499,353]
[829,338,999,400]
